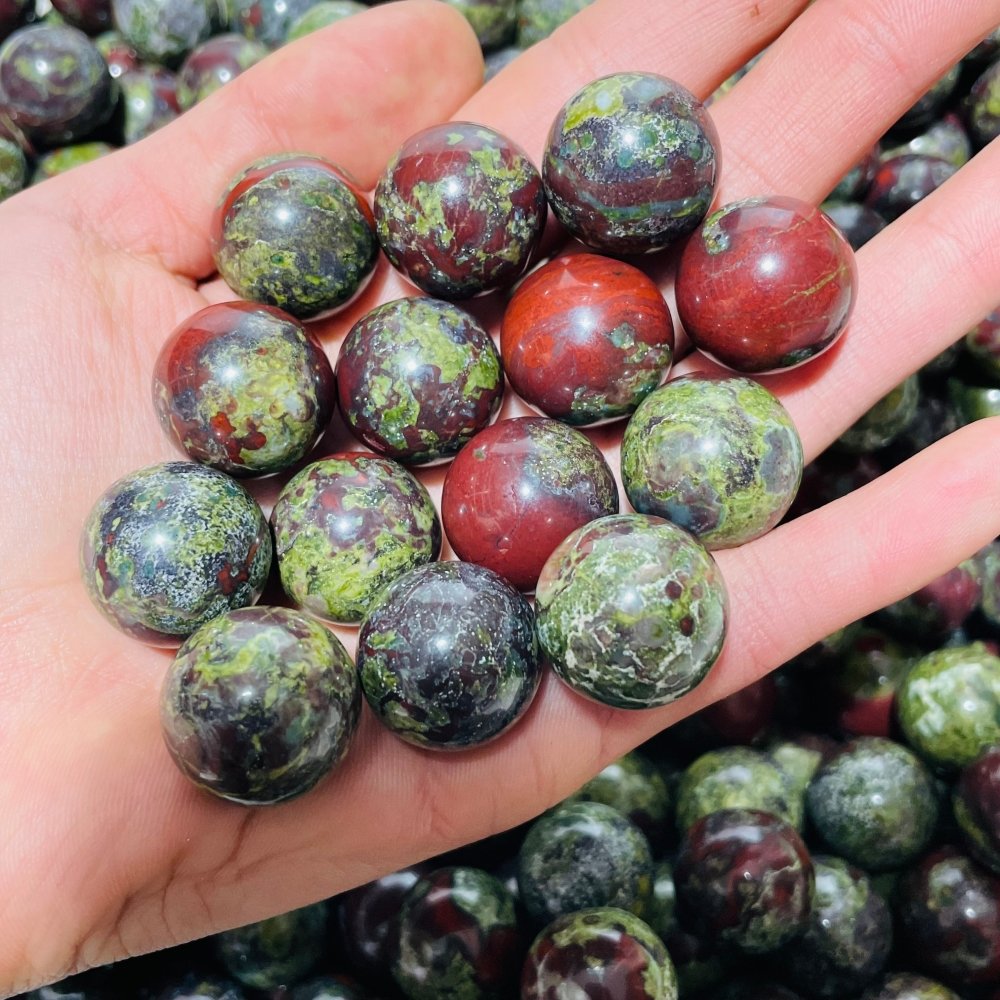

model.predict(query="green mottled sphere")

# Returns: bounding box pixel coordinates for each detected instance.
[861,973,960,1000]
[160,607,360,804]
[768,738,827,799]
[31,141,113,182]
[217,902,327,989]
[440,0,515,48]
[806,737,939,870]
[111,0,225,63]
[621,374,803,548]
[286,0,364,40]
[518,800,653,928]
[516,0,593,46]
[212,154,378,320]
[0,136,27,200]
[271,453,441,624]
[535,514,727,709]
[836,375,919,453]
[897,643,1000,769]
[291,976,365,1000]
[675,747,803,836]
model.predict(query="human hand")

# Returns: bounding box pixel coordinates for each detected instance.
[2,0,999,992]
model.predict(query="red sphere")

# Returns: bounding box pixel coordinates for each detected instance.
[676,196,857,373]
[501,253,674,426]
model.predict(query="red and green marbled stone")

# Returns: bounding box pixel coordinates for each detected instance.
[175,33,266,110]
[542,71,719,255]
[212,154,378,320]
[111,0,225,62]
[119,64,180,144]
[79,462,271,646]
[336,296,503,464]
[286,0,365,40]
[152,301,335,477]
[535,514,727,709]
[231,0,317,47]
[291,976,366,1000]
[271,453,441,624]
[516,0,593,46]
[31,140,113,182]
[0,134,26,199]
[954,745,1000,875]
[864,155,956,222]
[374,122,546,300]
[837,375,920,453]
[521,907,678,1000]
[160,606,360,805]
[967,59,1000,149]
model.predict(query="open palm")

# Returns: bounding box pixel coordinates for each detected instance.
[2,0,1000,992]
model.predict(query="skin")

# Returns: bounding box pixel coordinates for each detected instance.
[2,0,1000,993]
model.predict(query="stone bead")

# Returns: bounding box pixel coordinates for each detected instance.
[621,374,802,548]
[79,462,271,646]
[861,974,960,1000]
[119,64,180,144]
[968,59,1000,149]
[286,1,365,40]
[518,801,654,928]
[440,416,618,592]
[336,296,503,464]
[535,514,727,709]
[543,71,719,254]
[892,65,960,131]
[393,867,522,1000]
[271,453,441,624]
[211,154,378,320]
[676,196,857,373]
[95,29,140,76]
[0,0,31,42]
[152,302,335,477]
[822,200,887,250]
[954,745,1000,875]
[49,0,112,33]
[112,0,225,63]
[896,643,1000,769]
[439,0,515,49]
[160,607,360,804]
[500,253,674,426]
[374,122,546,300]
[0,134,27,200]
[877,557,982,644]
[836,375,920,453]
[31,140,113,182]
[979,539,1000,628]
[231,0,317,47]
[175,33,266,109]
[154,975,246,999]
[290,977,364,1000]
[965,308,1000,384]
[516,0,594,46]
[882,113,971,169]
[865,155,956,222]
[829,144,880,201]
[357,561,540,749]
[521,908,678,1000]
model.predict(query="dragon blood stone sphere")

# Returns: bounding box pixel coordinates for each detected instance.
[500,253,674,426]
[112,0,225,63]
[676,196,858,373]
[521,907,678,1000]
[357,561,541,749]
[160,607,360,805]
[80,462,271,646]
[271,453,441,624]
[542,71,719,254]
[211,154,378,320]
[375,122,546,299]
[535,514,727,709]
[620,374,803,548]
[152,301,335,477]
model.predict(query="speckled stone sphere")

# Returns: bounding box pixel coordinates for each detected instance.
[861,973,960,1000]
[31,140,113,182]
[286,0,365,40]
[896,847,1000,987]
[271,453,441,624]
[777,855,892,998]
[152,302,335,477]
[175,33,265,109]
[358,561,540,749]
[0,24,115,147]
[441,416,618,592]
[675,747,803,836]
[440,0,515,48]
[621,374,802,548]
[676,196,858,373]
[0,135,27,200]
[336,297,503,464]
[217,903,327,990]
[518,801,654,927]
[374,122,546,300]
[805,737,938,871]
[231,0,315,47]
[160,607,359,804]
[49,0,112,33]
[969,59,1000,148]
[535,514,727,709]
[837,375,920,453]
[822,200,887,250]
[119,64,180,144]
[500,253,674,426]
[291,976,365,1000]
[865,155,956,222]
[112,0,224,63]
[154,974,245,999]
[516,0,593,46]
[212,154,378,320]
[954,745,1000,874]
[674,808,814,955]
[393,867,522,1000]
[965,309,1000,383]
[521,907,678,1000]
[897,643,1000,769]
[882,113,971,169]
[543,72,719,254]
[79,462,271,646]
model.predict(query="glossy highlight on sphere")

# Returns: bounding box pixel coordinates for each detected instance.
[160,607,360,805]
[393,867,522,1000]
[375,122,546,299]
[336,296,503,464]
[152,301,335,476]
[501,253,674,425]
[271,453,441,624]
[441,416,619,592]
[621,374,803,548]
[112,0,224,62]
[543,71,719,255]
[358,561,540,749]
[212,154,378,320]
[676,196,858,373]
[80,462,271,645]
[176,33,266,110]
[521,907,678,1000]
[535,514,727,709]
